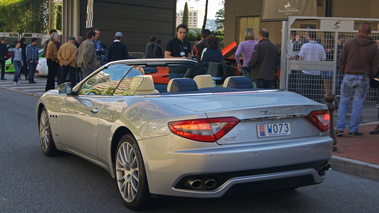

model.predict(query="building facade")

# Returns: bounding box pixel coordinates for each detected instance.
[224,0,379,47]
[177,7,205,28]
[62,0,176,53]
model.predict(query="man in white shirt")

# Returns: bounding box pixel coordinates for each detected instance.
[298,31,326,102]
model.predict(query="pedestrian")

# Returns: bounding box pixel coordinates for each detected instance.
[248,28,279,89]
[298,31,326,101]
[0,37,8,80]
[145,36,156,58]
[42,29,60,57]
[235,28,258,80]
[94,28,106,67]
[76,30,97,79]
[107,32,130,62]
[75,36,84,48]
[201,35,223,64]
[58,36,77,86]
[25,38,39,83]
[20,38,28,80]
[45,32,60,91]
[192,29,211,62]
[336,22,379,137]
[165,24,191,59]
[153,40,164,58]
[370,23,379,135]
[165,24,192,79]
[11,41,24,84]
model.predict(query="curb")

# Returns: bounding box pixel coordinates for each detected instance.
[330,155,379,182]
[0,84,42,98]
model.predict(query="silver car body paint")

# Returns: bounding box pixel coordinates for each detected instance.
[37,59,333,198]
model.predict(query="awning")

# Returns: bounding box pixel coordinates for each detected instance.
[262,0,317,21]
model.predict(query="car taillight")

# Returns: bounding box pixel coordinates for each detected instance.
[168,117,240,142]
[307,110,330,132]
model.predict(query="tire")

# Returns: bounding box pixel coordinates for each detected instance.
[39,107,57,156]
[115,135,151,209]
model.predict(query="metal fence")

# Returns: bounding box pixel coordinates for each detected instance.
[281,17,379,108]
[0,32,45,48]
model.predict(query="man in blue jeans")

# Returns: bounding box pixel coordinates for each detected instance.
[25,38,39,83]
[336,22,379,137]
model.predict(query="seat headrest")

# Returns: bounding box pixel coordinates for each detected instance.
[131,75,159,95]
[193,74,214,89]
[223,76,253,89]
[167,78,199,92]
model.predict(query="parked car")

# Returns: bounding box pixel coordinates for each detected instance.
[36,49,48,76]
[6,45,14,60]
[37,59,333,210]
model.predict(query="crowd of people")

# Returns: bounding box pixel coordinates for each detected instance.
[1,23,378,135]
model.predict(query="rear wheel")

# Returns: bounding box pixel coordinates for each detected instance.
[39,107,57,156]
[115,135,150,209]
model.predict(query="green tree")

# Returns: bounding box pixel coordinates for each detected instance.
[182,2,189,27]
[0,0,48,33]
[215,4,224,31]
[55,4,62,31]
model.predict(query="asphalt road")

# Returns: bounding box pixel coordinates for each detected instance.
[1,88,379,213]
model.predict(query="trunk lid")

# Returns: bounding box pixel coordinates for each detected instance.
[152,90,329,145]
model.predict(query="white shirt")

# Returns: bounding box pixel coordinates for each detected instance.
[299,41,326,75]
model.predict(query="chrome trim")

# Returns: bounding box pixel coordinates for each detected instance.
[241,114,308,121]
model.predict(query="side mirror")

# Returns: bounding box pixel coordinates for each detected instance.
[58,82,73,95]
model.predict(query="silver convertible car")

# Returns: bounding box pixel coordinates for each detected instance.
[36,59,333,209]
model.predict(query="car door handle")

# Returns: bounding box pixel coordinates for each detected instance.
[90,108,99,114]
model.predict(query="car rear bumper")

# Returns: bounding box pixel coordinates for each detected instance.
[140,135,333,197]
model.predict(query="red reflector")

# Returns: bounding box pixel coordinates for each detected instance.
[307,110,330,132]
[168,117,240,142]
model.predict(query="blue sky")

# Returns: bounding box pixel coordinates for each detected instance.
[177,0,224,19]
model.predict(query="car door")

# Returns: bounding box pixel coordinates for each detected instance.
[58,64,132,157]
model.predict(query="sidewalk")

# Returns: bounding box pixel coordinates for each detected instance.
[0,72,378,181]
[330,122,379,182]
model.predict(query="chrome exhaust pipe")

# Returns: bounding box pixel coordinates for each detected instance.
[204,179,217,189]
[320,164,331,175]
[188,179,203,189]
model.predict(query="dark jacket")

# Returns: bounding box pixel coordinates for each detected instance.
[145,42,155,58]
[192,40,207,62]
[339,34,379,78]
[107,41,130,62]
[201,47,223,64]
[0,43,8,60]
[153,44,164,58]
[248,39,280,80]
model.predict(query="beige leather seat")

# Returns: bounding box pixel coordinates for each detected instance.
[131,75,159,95]
[193,74,214,89]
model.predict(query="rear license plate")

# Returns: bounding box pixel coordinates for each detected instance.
[257,123,291,137]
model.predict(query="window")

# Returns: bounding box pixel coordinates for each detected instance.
[114,66,145,96]
[79,64,133,95]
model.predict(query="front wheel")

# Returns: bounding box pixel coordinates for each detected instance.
[39,107,57,156]
[115,135,151,209]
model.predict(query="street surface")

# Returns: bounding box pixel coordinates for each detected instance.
[1,88,379,213]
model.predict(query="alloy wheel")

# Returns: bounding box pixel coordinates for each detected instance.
[116,142,139,202]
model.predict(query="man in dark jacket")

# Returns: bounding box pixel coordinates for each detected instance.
[153,40,164,58]
[248,28,279,89]
[145,36,156,58]
[107,32,130,62]
[0,37,8,80]
[336,22,379,137]
[192,29,211,62]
